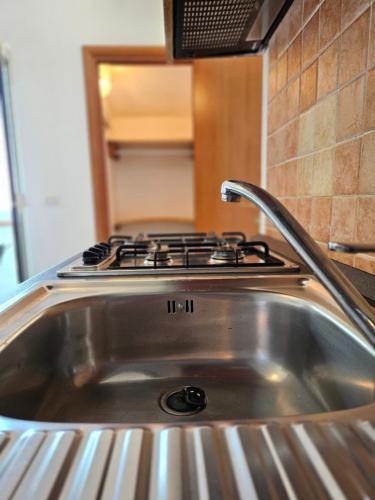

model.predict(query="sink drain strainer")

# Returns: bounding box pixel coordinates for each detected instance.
[160,386,207,416]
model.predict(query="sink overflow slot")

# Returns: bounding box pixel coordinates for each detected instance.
[167,300,194,314]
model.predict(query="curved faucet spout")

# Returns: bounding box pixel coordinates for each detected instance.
[221,180,375,348]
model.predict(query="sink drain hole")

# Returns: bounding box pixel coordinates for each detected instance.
[160,386,207,416]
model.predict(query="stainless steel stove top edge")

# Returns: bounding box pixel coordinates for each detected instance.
[57,252,300,277]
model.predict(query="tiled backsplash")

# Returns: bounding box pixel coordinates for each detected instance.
[266,0,375,273]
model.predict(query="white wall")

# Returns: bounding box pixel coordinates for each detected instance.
[109,148,194,225]
[0,0,165,275]
[107,116,193,143]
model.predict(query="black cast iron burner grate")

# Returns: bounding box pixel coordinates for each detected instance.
[110,240,284,270]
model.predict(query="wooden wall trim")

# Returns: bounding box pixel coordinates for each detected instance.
[82,46,167,241]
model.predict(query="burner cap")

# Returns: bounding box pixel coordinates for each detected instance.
[210,245,243,262]
[145,247,171,263]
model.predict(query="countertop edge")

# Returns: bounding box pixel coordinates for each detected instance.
[255,234,375,306]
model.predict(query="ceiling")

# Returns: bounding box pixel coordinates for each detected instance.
[101,64,193,118]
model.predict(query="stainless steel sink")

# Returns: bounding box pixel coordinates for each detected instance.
[0,276,373,425]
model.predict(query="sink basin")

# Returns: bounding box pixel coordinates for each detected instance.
[0,284,373,424]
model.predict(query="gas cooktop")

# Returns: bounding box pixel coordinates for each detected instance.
[57,232,300,277]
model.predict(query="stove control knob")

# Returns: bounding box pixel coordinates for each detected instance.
[94,244,110,255]
[99,242,112,250]
[82,249,104,265]
[88,246,105,255]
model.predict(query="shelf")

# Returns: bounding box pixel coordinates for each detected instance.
[113,217,195,227]
[107,140,193,159]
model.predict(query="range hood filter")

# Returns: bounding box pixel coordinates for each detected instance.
[164,0,294,59]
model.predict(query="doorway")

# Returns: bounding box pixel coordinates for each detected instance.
[99,63,194,237]
[83,46,262,241]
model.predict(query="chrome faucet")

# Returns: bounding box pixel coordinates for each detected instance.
[221,180,375,347]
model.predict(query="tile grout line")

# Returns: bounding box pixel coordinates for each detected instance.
[268,128,375,170]
[267,93,374,151]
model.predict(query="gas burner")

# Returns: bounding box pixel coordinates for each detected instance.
[145,246,171,263]
[62,231,299,277]
[210,244,244,262]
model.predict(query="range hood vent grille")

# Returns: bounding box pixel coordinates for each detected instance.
[164,0,294,59]
[181,0,258,51]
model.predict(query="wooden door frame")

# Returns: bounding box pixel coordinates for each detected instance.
[82,46,172,241]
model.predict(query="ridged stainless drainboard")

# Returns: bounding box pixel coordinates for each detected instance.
[0,277,373,424]
[0,421,374,499]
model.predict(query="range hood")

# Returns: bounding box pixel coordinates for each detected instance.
[164,0,294,59]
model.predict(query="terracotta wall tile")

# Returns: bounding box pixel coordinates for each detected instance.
[284,160,298,196]
[268,167,278,196]
[287,35,302,81]
[317,40,338,99]
[341,0,371,29]
[298,107,316,154]
[364,67,375,130]
[270,125,291,166]
[269,130,282,166]
[268,100,277,135]
[279,87,289,127]
[279,165,289,196]
[277,53,288,92]
[354,254,375,273]
[277,13,290,56]
[339,10,370,86]
[314,93,337,149]
[334,138,361,194]
[303,0,319,22]
[267,133,278,167]
[266,0,375,275]
[269,36,278,67]
[298,155,314,194]
[282,197,298,216]
[269,91,287,134]
[337,76,365,140]
[330,196,357,240]
[356,197,375,242]
[320,0,341,49]
[312,148,334,195]
[369,4,375,67]
[267,167,278,196]
[297,197,312,230]
[311,197,332,241]
[359,131,375,193]
[284,118,299,160]
[289,0,303,42]
[273,165,287,196]
[269,64,277,101]
[286,77,300,121]
[302,12,319,66]
[267,134,276,168]
[300,61,317,111]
